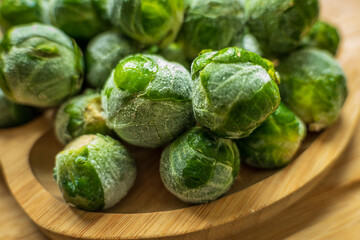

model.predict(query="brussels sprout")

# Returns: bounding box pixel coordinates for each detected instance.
[160,44,191,70]
[108,0,184,48]
[40,0,51,24]
[278,48,347,132]
[102,54,194,148]
[55,91,112,145]
[0,88,38,128]
[160,127,240,204]
[146,43,191,70]
[236,103,306,169]
[86,31,138,89]
[0,0,45,31]
[49,0,110,40]
[192,47,281,139]
[0,23,84,107]
[232,29,263,56]
[245,0,319,57]
[301,21,341,56]
[54,134,136,211]
[179,0,246,60]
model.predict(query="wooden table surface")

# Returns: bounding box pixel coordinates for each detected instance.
[1,0,360,239]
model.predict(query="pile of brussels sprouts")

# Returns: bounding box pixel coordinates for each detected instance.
[0,0,347,211]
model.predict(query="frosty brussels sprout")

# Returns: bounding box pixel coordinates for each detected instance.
[108,0,184,48]
[55,91,112,145]
[0,0,45,31]
[40,0,51,24]
[86,31,138,89]
[0,88,38,128]
[236,103,306,169]
[54,134,136,211]
[179,0,245,60]
[102,54,194,148]
[245,0,319,56]
[301,21,341,55]
[0,23,84,107]
[160,127,240,204]
[278,48,347,132]
[49,0,110,40]
[159,43,190,69]
[192,47,281,139]
[233,29,263,56]
[147,43,190,70]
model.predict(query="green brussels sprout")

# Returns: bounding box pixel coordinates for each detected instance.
[159,43,189,67]
[245,0,319,57]
[278,48,347,132]
[0,23,84,107]
[102,54,194,148]
[192,47,281,139]
[0,88,38,128]
[54,134,136,211]
[301,21,341,56]
[55,91,112,145]
[160,127,240,204]
[236,103,306,169]
[179,0,246,60]
[86,31,138,89]
[108,0,184,48]
[146,43,191,70]
[232,29,263,56]
[49,0,110,40]
[40,0,51,24]
[0,0,46,31]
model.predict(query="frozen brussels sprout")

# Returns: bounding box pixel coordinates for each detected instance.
[0,0,46,31]
[146,43,190,70]
[179,0,246,60]
[86,31,138,89]
[278,48,347,132]
[54,134,136,211]
[192,47,281,139]
[0,23,84,107]
[102,54,194,148]
[236,103,306,169]
[245,0,319,56]
[0,88,38,128]
[160,127,240,204]
[301,21,341,55]
[159,43,190,69]
[55,91,112,145]
[40,0,51,24]
[233,29,263,56]
[108,0,184,48]
[49,0,110,40]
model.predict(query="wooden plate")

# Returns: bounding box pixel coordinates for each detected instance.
[1,1,360,239]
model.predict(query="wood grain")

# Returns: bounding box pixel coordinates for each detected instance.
[1,0,360,239]
[0,164,48,240]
